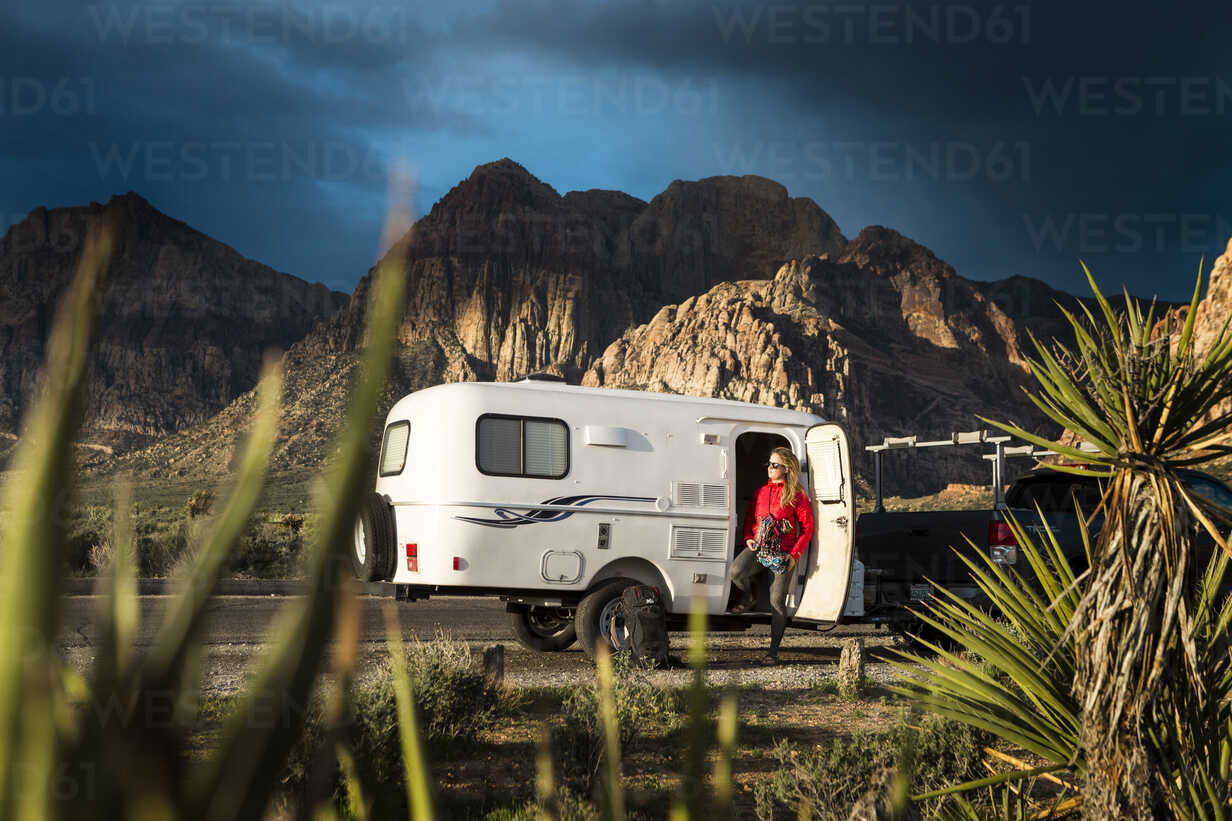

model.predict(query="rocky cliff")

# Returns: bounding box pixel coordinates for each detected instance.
[310,158,847,383]
[82,161,1108,493]
[583,227,1050,489]
[1193,238,1232,364]
[90,161,850,476]
[1185,238,1232,453]
[0,193,347,450]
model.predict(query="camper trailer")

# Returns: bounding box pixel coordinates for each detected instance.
[352,379,861,658]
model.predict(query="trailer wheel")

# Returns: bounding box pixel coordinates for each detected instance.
[576,580,634,660]
[351,493,396,582]
[508,606,577,652]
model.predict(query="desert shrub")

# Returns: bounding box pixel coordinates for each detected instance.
[136,526,187,576]
[122,502,195,576]
[229,516,302,577]
[65,502,317,579]
[477,789,610,821]
[752,712,989,821]
[555,652,685,790]
[65,505,112,571]
[283,632,504,812]
[184,488,214,518]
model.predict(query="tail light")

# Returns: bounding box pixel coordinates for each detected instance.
[988,520,1018,565]
[405,543,417,572]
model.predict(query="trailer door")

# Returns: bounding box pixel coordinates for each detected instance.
[792,423,855,623]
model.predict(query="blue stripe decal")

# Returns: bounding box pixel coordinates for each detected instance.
[453,495,657,529]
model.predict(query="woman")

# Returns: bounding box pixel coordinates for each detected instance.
[729,446,814,666]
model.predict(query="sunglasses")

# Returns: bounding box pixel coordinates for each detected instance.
[765,462,787,470]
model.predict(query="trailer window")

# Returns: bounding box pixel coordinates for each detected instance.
[477,415,569,478]
[379,421,410,476]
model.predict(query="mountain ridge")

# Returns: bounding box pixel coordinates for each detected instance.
[9,159,1216,494]
[0,191,347,451]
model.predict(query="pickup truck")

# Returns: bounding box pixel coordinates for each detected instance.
[856,505,1009,619]
[853,431,1026,623]
[1003,467,1232,574]
[856,460,1232,624]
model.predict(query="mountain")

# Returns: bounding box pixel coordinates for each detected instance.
[971,275,1186,356]
[85,159,1170,494]
[308,158,847,383]
[86,159,852,477]
[0,193,347,452]
[582,227,1049,489]
[1186,237,1232,464]
[1192,238,1232,364]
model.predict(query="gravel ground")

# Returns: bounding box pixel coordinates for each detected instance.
[57,594,915,695]
[60,629,910,696]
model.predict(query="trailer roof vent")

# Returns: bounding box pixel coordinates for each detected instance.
[520,372,567,383]
[584,425,628,447]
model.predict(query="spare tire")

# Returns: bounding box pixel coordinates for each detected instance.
[575,579,634,660]
[351,492,396,582]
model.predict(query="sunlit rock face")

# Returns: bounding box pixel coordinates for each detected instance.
[313,158,848,384]
[583,229,1049,493]
[76,161,1077,491]
[1189,237,1232,420]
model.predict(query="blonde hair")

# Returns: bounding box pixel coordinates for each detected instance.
[771,446,802,506]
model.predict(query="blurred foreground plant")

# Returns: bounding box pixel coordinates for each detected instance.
[0,215,406,819]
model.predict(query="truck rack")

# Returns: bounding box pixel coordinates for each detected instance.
[864,430,1094,512]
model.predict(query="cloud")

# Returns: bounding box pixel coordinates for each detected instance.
[1,0,1230,300]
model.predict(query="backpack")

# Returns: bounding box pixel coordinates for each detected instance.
[619,584,670,668]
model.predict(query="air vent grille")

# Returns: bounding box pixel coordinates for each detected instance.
[810,438,844,502]
[674,481,701,507]
[670,527,728,561]
[673,481,728,509]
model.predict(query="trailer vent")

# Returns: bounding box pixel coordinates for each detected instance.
[810,438,845,502]
[670,527,728,561]
[672,482,728,509]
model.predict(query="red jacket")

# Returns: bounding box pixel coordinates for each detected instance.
[741,482,814,560]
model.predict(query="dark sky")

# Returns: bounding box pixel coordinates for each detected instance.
[2,0,1230,300]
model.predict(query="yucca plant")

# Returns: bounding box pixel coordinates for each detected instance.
[900,510,1232,819]
[973,264,1232,818]
[1147,547,1232,820]
[0,213,407,819]
[893,509,1084,788]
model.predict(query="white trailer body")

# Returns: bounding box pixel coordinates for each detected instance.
[357,379,858,654]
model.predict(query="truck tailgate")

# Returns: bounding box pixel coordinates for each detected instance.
[857,510,992,604]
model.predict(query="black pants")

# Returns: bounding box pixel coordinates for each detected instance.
[730,548,793,656]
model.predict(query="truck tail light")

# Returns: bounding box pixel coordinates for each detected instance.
[406,543,417,572]
[988,520,1016,547]
[988,520,1018,565]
